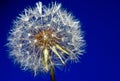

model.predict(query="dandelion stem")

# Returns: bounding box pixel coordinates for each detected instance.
[50,62,56,81]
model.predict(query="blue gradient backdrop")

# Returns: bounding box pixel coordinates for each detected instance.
[0,0,119,81]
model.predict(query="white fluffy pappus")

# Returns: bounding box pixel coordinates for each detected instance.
[7,1,85,76]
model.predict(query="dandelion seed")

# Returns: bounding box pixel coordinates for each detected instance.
[7,1,85,81]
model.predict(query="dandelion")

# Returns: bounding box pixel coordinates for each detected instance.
[7,1,85,81]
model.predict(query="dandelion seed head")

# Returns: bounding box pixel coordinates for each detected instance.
[7,1,85,76]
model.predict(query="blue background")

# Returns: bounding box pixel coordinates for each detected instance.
[0,0,120,81]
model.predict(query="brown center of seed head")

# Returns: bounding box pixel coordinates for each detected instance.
[34,28,70,70]
[34,29,59,49]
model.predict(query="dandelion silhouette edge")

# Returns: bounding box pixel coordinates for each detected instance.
[7,1,85,76]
